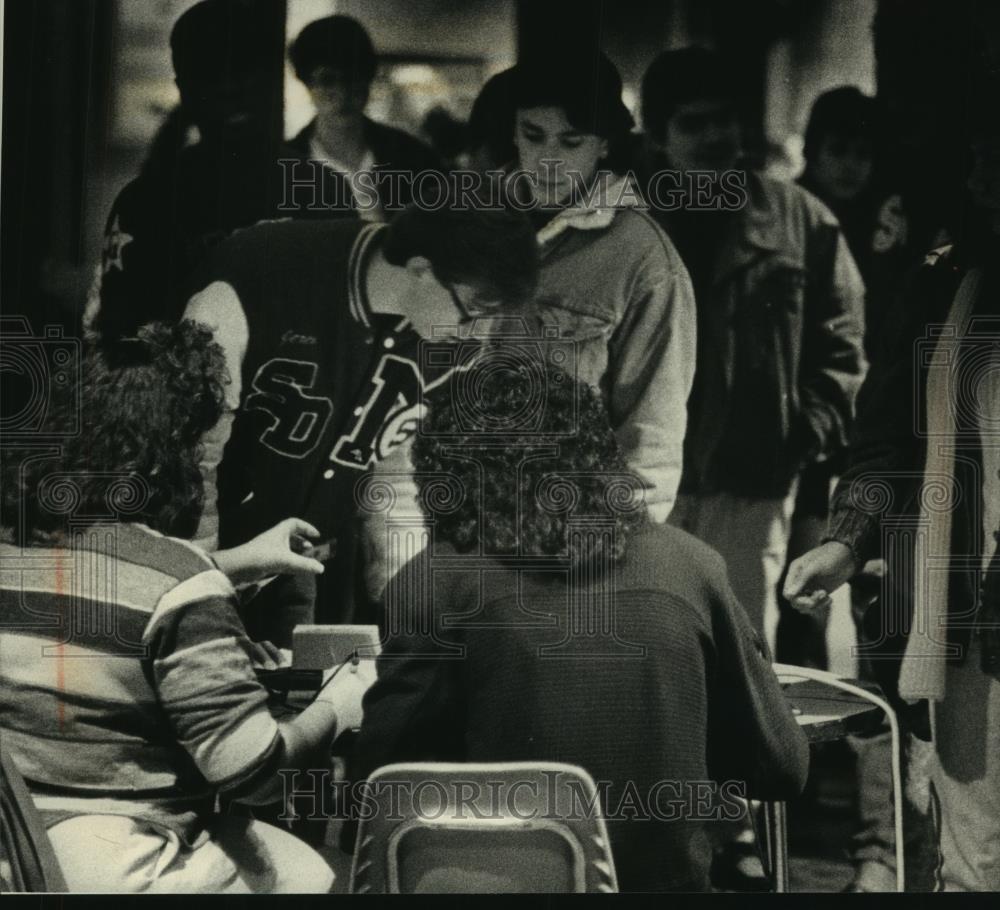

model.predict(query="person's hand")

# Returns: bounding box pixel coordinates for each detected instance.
[247,640,292,670]
[213,518,325,586]
[315,659,378,732]
[783,541,859,613]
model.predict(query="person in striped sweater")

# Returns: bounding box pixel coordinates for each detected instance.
[0,321,371,892]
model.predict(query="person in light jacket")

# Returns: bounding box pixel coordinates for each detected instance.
[506,52,697,522]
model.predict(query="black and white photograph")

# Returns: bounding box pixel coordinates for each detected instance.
[1,0,998,896]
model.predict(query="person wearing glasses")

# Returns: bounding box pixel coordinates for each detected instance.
[181,204,539,641]
[283,15,442,221]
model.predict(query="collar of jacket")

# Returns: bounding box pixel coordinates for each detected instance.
[524,173,640,247]
[713,170,789,282]
[290,116,385,160]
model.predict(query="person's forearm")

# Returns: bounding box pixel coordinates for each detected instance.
[236,700,341,805]
[211,543,253,585]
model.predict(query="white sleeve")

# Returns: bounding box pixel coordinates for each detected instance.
[183,282,249,551]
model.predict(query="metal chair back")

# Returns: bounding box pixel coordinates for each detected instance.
[350,761,618,893]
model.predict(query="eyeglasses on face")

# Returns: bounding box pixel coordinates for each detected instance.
[446,284,505,322]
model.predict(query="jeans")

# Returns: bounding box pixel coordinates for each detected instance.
[671,486,799,647]
[848,572,935,891]
[928,641,1000,891]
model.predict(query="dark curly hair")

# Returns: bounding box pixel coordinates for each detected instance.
[411,352,647,566]
[2,321,227,546]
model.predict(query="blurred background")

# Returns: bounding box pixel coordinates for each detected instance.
[3,0,878,330]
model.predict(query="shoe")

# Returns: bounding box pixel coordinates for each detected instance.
[710,841,772,892]
[842,861,896,892]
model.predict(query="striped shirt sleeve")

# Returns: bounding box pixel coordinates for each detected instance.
[144,570,279,788]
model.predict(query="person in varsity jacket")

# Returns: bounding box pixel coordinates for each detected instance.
[183,205,539,641]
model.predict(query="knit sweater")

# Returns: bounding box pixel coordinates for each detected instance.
[355,522,809,891]
[0,524,280,845]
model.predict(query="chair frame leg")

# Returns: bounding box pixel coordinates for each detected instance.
[763,800,790,892]
[771,663,905,893]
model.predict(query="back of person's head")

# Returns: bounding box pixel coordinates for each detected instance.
[641,46,735,143]
[412,360,647,566]
[421,106,468,165]
[466,67,518,170]
[512,51,635,167]
[803,86,877,163]
[171,0,275,89]
[169,0,280,140]
[3,322,226,546]
[289,15,377,85]
[382,204,539,309]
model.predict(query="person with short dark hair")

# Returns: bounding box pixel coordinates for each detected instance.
[283,15,442,220]
[801,87,878,215]
[464,67,517,172]
[638,46,867,646]
[183,204,540,639]
[353,359,810,892]
[502,51,696,523]
[86,0,289,340]
[0,322,375,892]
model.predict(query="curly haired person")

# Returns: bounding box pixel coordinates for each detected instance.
[352,356,809,891]
[0,323,373,892]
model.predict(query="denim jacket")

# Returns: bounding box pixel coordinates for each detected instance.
[679,172,867,498]
[530,174,697,522]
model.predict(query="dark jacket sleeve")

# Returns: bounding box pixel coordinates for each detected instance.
[825,259,958,561]
[798,208,868,463]
[352,557,467,783]
[706,552,811,799]
[90,178,181,337]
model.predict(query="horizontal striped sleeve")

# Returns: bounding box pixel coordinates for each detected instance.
[145,572,279,788]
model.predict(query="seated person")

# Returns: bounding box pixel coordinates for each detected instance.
[0,321,374,893]
[352,357,811,892]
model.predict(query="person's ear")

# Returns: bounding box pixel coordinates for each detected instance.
[405,256,433,280]
[598,137,609,160]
